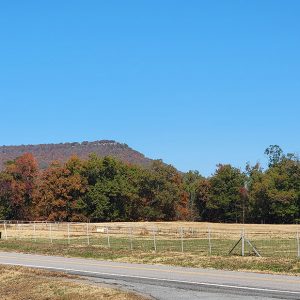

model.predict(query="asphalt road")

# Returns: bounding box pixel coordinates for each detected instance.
[0,251,299,299]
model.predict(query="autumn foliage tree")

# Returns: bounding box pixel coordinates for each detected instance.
[1,145,300,224]
[0,153,38,220]
[33,159,87,221]
[0,172,13,219]
[138,160,189,221]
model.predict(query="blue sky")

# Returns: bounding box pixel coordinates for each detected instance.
[0,1,299,176]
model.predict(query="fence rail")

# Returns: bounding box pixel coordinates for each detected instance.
[0,221,299,258]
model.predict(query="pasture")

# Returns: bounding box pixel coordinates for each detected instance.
[1,221,299,258]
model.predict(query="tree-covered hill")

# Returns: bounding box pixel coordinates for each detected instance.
[0,144,299,223]
[0,140,153,169]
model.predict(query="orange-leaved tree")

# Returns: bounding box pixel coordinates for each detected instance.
[2,153,38,220]
[33,159,87,221]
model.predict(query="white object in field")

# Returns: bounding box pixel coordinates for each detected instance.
[96,227,107,233]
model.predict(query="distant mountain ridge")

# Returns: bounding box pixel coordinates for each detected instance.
[0,140,153,169]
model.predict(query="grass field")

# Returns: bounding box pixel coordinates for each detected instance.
[0,239,300,276]
[0,221,300,276]
[0,264,146,300]
[1,221,299,258]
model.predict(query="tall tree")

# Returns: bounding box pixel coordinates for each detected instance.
[138,160,188,221]
[0,172,13,219]
[265,145,284,167]
[33,161,87,221]
[183,170,204,220]
[250,157,300,223]
[2,153,38,220]
[205,164,246,222]
[195,178,211,221]
[82,156,141,221]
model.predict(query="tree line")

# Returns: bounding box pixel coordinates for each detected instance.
[0,145,299,223]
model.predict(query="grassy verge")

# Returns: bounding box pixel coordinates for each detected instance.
[0,240,299,276]
[0,264,145,300]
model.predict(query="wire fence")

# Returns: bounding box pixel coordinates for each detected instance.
[0,220,299,258]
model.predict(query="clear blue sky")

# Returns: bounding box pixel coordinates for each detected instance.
[0,1,299,176]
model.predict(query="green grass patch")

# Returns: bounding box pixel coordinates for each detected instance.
[0,239,299,276]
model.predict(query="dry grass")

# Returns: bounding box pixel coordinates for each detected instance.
[1,221,299,240]
[112,252,300,275]
[1,222,299,261]
[0,240,300,276]
[0,265,146,300]
[97,221,300,231]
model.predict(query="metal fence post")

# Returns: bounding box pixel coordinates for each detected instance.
[106,227,110,248]
[16,223,19,240]
[153,228,157,252]
[4,222,7,240]
[180,227,184,253]
[297,229,300,258]
[86,223,90,246]
[33,222,36,242]
[241,228,245,257]
[129,227,133,251]
[67,223,70,245]
[49,223,53,244]
[208,226,212,255]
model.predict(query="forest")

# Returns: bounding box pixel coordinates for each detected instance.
[0,140,152,169]
[0,145,299,224]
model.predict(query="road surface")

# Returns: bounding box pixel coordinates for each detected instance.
[0,251,299,299]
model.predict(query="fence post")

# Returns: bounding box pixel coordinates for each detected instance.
[16,223,19,240]
[297,229,300,258]
[180,227,184,253]
[67,223,70,245]
[4,222,7,240]
[208,226,212,255]
[153,228,157,252]
[129,227,133,251]
[33,223,36,242]
[106,227,110,248]
[49,223,53,244]
[241,228,245,257]
[86,223,90,246]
